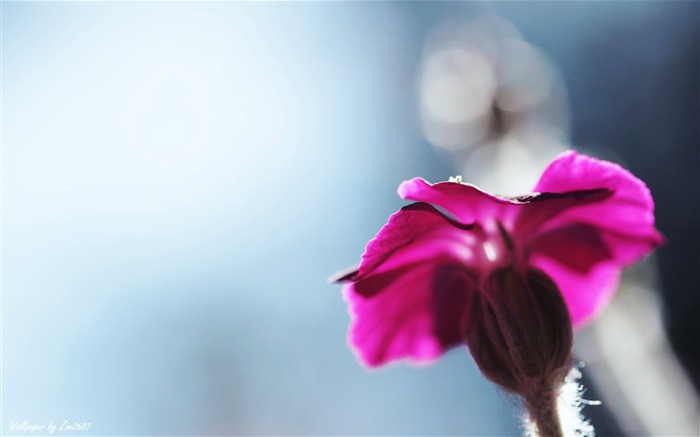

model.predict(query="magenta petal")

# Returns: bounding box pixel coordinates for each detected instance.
[341,200,480,366]
[530,252,620,326]
[527,223,616,325]
[512,189,612,236]
[344,261,475,367]
[528,151,663,324]
[528,224,613,274]
[533,151,664,254]
[398,178,516,225]
[337,151,663,367]
[528,221,662,325]
[351,202,473,281]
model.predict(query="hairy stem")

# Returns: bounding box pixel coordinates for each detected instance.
[526,392,563,437]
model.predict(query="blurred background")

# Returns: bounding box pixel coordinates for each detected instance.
[3,2,698,436]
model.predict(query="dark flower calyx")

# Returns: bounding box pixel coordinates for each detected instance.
[466,267,574,399]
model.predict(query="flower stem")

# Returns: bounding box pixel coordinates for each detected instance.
[526,392,563,437]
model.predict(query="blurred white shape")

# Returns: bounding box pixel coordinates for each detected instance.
[483,241,497,262]
[421,46,496,125]
[576,261,700,436]
[596,285,698,436]
[417,14,570,194]
[496,38,555,113]
[469,123,570,194]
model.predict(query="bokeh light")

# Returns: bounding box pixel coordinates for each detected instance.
[418,15,571,195]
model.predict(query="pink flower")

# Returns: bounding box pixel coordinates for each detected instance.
[334,151,663,369]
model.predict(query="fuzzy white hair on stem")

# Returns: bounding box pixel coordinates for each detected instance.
[522,365,598,437]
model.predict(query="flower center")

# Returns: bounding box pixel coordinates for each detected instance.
[472,219,516,270]
[482,240,498,262]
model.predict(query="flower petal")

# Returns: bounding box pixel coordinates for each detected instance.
[527,223,613,274]
[533,151,664,256]
[348,202,474,282]
[399,177,613,235]
[526,223,615,325]
[344,261,476,367]
[398,178,516,225]
[527,151,663,324]
[528,222,663,325]
[530,252,620,326]
[512,189,613,237]
[338,201,482,366]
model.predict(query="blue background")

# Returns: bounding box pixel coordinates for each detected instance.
[3,2,698,435]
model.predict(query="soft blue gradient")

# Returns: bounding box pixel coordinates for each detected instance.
[3,3,517,435]
[6,2,696,436]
